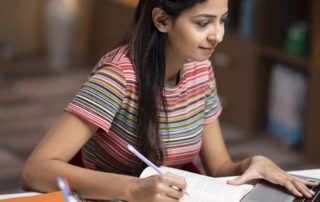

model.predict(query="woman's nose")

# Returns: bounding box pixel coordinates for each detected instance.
[208,25,224,44]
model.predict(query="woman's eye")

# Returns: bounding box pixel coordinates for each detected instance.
[196,21,209,28]
[220,17,229,24]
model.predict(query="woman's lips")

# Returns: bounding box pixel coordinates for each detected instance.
[200,47,215,53]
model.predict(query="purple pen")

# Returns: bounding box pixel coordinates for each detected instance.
[57,177,77,202]
[127,144,164,174]
[127,144,189,196]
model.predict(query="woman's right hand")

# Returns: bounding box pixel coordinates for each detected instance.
[128,172,187,202]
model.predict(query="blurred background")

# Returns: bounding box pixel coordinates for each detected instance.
[0,0,319,195]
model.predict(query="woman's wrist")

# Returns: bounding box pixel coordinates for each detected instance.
[214,160,243,176]
[122,176,140,201]
[239,155,270,174]
[239,156,254,173]
[216,155,263,176]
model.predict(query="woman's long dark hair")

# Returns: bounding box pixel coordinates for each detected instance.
[128,0,206,174]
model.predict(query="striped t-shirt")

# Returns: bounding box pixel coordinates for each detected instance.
[66,45,222,175]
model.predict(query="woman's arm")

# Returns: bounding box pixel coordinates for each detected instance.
[200,119,317,198]
[200,118,248,177]
[21,112,186,201]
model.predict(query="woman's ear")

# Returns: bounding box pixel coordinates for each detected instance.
[152,7,171,33]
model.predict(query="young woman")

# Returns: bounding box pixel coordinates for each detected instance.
[21,0,317,201]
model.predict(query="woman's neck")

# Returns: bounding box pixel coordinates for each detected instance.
[165,46,186,85]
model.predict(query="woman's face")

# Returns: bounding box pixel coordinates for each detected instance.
[165,0,228,62]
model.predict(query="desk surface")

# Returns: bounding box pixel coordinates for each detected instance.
[216,168,320,183]
[1,169,319,200]
[289,169,320,178]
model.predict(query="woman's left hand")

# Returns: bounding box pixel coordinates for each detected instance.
[227,155,318,198]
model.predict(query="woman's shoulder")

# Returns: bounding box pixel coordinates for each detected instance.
[90,45,135,79]
[94,44,133,71]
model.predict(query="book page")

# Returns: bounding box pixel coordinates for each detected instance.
[140,166,253,202]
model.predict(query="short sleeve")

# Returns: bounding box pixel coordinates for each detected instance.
[65,65,126,132]
[203,63,222,125]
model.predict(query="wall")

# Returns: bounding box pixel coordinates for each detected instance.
[0,0,44,57]
[89,0,135,62]
[0,0,94,60]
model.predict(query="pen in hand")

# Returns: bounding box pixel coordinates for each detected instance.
[127,144,189,196]
[57,177,78,202]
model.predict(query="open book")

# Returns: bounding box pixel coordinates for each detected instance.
[140,166,254,202]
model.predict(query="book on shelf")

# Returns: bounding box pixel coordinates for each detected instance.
[140,166,254,202]
[267,63,306,147]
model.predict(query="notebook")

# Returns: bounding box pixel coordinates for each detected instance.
[0,191,66,202]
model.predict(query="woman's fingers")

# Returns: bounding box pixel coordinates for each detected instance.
[160,173,187,199]
[134,174,187,202]
[231,156,319,199]
[293,176,319,187]
[260,166,315,198]
[165,172,187,190]
[275,175,316,198]
[293,180,314,198]
[159,182,184,200]
[227,173,250,185]
[284,180,303,198]
[293,176,319,197]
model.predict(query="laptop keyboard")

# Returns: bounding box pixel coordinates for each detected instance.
[303,183,320,202]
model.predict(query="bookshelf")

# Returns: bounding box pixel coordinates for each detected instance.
[89,0,320,164]
[259,46,312,69]
[214,0,320,164]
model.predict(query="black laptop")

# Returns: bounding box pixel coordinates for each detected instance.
[241,175,320,202]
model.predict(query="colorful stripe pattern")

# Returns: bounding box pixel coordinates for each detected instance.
[66,45,222,174]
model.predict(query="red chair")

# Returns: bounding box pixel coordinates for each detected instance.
[69,151,84,167]
[69,151,204,174]
[181,161,204,174]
